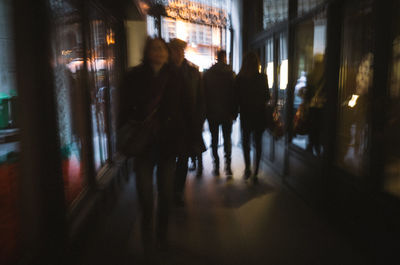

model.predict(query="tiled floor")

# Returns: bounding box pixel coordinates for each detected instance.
[79,144,370,265]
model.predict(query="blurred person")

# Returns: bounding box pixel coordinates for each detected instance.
[203,50,236,177]
[169,38,206,207]
[117,37,187,254]
[235,52,270,181]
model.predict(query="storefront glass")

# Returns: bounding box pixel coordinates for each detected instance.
[297,0,326,16]
[384,2,400,196]
[263,0,288,30]
[0,0,19,263]
[49,0,85,205]
[88,6,119,173]
[265,38,274,97]
[336,0,374,176]
[291,10,327,156]
[277,31,288,123]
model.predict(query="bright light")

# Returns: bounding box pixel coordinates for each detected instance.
[348,94,359,108]
[212,27,220,46]
[176,20,188,41]
[280,59,288,90]
[267,62,274,88]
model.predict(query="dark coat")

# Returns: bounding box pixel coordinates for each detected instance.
[118,63,188,157]
[235,73,270,130]
[175,60,206,156]
[203,62,237,123]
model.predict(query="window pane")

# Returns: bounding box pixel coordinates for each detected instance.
[336,0,374,176]
[292,11,327,155]
[297,0,326,16]
[384,2,400,196]
[88,16,110,172]
[265,38,274,95]
[49,0,85,204]
[263,0,288,30]
[0,0,19,263]
[277,32,288,115]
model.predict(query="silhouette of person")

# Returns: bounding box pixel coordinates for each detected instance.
[203,50,237,177]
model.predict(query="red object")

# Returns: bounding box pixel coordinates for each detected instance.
[62,155,83,205]
[0,162,19,265]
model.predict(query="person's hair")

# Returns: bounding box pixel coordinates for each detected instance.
[217,50,226,62]
[142,37,169,65]
[238,52,260,78]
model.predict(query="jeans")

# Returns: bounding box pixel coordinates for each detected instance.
[134,151,175,250]
[241,125,263,176]
[175,155,188,197]
[208,120,233,167]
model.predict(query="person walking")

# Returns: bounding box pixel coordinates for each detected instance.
[117,37,188,255]
[203,50,236,177]
[169,38,206,206]
[235,52,270,181]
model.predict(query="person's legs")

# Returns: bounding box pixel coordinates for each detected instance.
[196,154,203,177]
[254,128,264,179]
[241,125,251,178]
[156,155,176,249]
[222,120,233,175]
[208,120,220,175]
[134,154,155,254]
[174,155,188,206]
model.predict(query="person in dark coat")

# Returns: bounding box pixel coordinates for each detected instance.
[235,52,270,181]
[169,38,206,206]
[203,50,236,177]
[117,37,188,255]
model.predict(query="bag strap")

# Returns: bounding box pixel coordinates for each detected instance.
[142,71,169,121]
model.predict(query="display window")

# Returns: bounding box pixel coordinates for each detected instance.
[87,5,119,173]
[297,0,326,16]
[0,0,19,264]
[277,31,288,126]
[49,0,86,205]
[263,0,288,30]
[336,0,374,177]
[291,10,327,156]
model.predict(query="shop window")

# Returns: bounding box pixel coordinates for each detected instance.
[88,14,111,172]
[49,0,85,205]
[265,38,274,96]
[0,0,19,264]
[277,32,288,117]
[336,0,374,177]
[384,2,400,196]
[297,0,326,16]
[291,10,327,156]
[263,0,288,30]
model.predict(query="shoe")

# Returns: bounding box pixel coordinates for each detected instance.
[243,169,251,180]
[225,166,233,176]
[253,175,259,184]
[196,167,203,178]
[212,168,220,176]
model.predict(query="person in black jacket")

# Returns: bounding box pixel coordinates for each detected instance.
[203,50,236,177]
[118,37,188,254]
[169,38,206,206]
[235,52,270,181]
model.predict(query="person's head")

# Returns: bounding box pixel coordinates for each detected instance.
[217,50,227,64]
[238,52,260,77]
[169,38,187,66]
[143,37,169,69]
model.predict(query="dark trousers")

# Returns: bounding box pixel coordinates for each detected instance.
[134,152,175,250]
[208,120,233,167]
[175,155,188,197]
[241,125,263,175]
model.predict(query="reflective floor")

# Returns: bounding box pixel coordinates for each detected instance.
[78,144,369,265]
